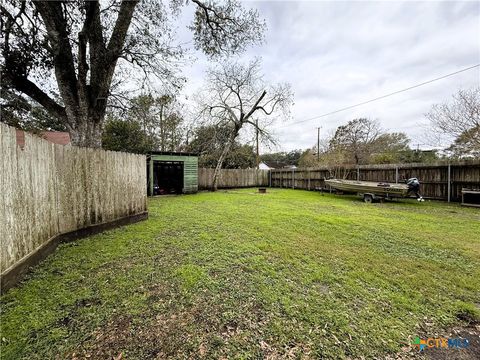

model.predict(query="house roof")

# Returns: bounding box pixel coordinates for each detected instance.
[261,160,297,169]
[16,129,71,148]
[258,162,272,170]
[40,131,71,145]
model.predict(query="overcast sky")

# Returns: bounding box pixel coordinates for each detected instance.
[177,1,480,152]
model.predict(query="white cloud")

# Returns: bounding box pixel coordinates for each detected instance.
[176,0,480,151]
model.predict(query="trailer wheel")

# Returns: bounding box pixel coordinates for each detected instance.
[363,194,374,203]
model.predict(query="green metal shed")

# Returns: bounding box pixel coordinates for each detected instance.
[147,152,198,196]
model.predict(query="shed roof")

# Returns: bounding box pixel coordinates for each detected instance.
[147,151,198,157]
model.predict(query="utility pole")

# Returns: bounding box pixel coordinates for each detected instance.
[256,119,260,169]
[317,127,321,161]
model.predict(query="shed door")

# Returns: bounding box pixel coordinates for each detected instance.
[153,161,184,195]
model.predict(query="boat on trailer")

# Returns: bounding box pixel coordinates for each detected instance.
[324,179,409,203]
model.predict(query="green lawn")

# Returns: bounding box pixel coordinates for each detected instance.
[1,189,479,359]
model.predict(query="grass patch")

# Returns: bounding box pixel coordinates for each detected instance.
[1,189,479,359]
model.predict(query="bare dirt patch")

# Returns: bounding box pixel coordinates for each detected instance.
[423,325,480,360]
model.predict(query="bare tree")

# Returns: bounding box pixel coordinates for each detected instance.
[426,87,480,156]
[1,0,266,147]
[198,58,293,190]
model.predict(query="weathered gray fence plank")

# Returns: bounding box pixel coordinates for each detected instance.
[270,161,480,201]
[0,123,147,273]
[198,161,479,200]
[198,168,269,189]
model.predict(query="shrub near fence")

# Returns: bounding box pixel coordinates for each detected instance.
[0,123,147,290]
[270,161,480,201]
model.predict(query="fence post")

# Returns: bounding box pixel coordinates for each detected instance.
[269,170,272,188]
[149,156,154,196]
[292,169,295,189]
[395,166,399,184]
[447,163,451,203]
[357,167,360,181]
[308,170,311,190]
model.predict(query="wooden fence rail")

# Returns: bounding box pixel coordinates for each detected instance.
[0,123,147,277]
[198,162,480,200]
[198,168,269,189]
[270,161,480,201]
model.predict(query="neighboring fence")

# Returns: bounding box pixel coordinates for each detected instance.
[0,123,147,276]
[197,162,480,200]
[270,161,480,201]
[198,168,269,189]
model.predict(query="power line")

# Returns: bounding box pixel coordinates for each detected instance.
[279,63,480,129]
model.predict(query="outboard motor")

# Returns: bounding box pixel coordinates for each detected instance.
[406,177,424,202]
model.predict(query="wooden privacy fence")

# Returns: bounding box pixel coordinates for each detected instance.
[270,161,480,201]
[198,168,269,189]
[0,123,147,277]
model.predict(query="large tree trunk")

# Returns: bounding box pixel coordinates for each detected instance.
[64,98,107,147]
[16,1,139,149]
[212,139,233,191]
[211,124,240,191]
[68,118,103,148]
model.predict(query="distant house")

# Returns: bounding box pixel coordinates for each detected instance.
[259,161,297,170]
[258,162,272,170]
[16,129,71,149]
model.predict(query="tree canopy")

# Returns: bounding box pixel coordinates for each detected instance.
[329,118,382,165]
[426,87,480,158]
[102,117,153,154]
[103,93,186,153]
[1,0,266,147]
[1,89,66,132]
[261,150,303,167]
[127,94,185,152]
[297,118,439,168]
[186,125,256,169]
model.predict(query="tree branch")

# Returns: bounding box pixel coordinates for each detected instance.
[33,1,79,110]
[6,75,67,122]
[84,0,106,102]
[107,1,138,58]
[243,90,266,120]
